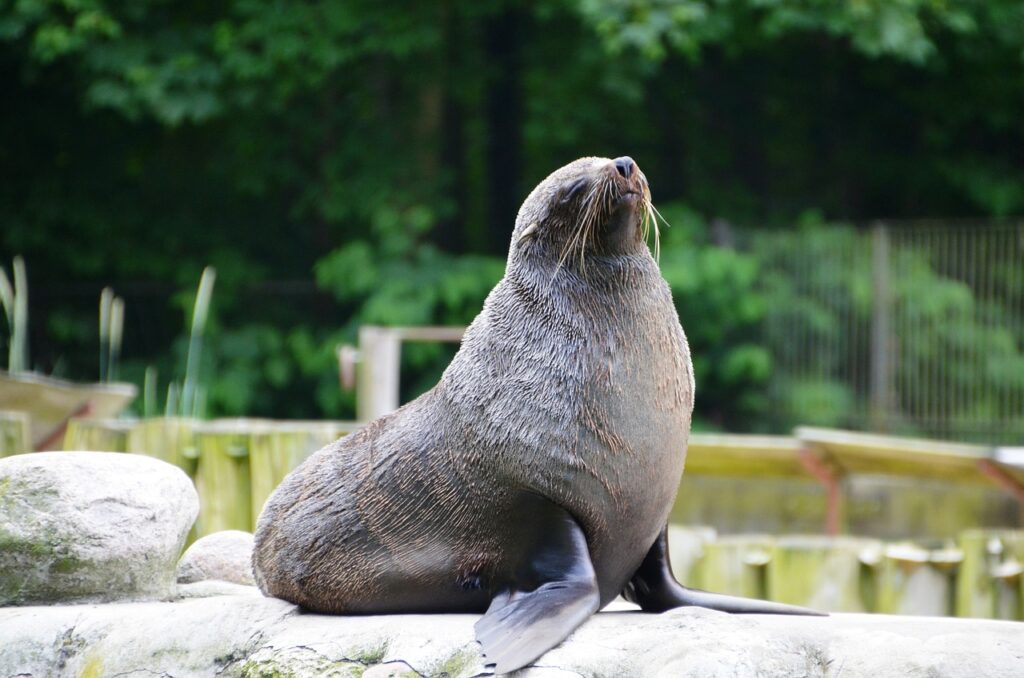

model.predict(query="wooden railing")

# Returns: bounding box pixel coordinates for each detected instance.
[7,417,1020,619]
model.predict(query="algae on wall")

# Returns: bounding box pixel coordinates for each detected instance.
[873,543,960,616]
[127,417,199,476]
[694,535,773,599]
[672,474,1018,538]
[957,529,1024,620]
[249,422,350,524]
[0,411,29,456]
[63,418,133,453]
[64,416,357,535]
[193,421,257,536]
[767,536,878,612]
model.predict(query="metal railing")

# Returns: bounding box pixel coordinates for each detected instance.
[751,221,1024,445]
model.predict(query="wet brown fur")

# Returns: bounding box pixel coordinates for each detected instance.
[252,157,693,613]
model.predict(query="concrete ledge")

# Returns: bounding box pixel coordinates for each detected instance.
[2,589,1023,677]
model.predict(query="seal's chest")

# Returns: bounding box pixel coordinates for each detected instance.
[576,320,691,499]
[584,315,691,436]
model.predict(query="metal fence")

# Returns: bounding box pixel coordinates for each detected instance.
[751,221,1024,445]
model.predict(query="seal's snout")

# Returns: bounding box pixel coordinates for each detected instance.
[613,156,636,179]
[606,156,645,200]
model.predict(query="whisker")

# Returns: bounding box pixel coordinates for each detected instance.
[550,172,662,283]
[580,181,606,272]
[551,182,602,286]
[644,192,668,262]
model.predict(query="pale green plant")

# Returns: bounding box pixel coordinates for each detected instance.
[109,296,124,382]
[99,286,126,383]
[165,381,180,418]
[0,257,29,374]
[143,366,158,417]
[180,266,216,418]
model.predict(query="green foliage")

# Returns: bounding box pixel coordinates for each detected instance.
[316,206,505,319]
[314,204,504,404]
[316,245,503,329]
[784,378,855,429]
[753,221,1024,440]
[579,0,1015,64]
[1,0,1022,433]
[657,207,773,430]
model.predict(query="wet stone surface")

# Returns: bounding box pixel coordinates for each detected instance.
[1,588,1022,677]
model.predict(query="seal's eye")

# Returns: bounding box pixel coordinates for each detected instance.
[517,221,538,244]
[560,178,587,204]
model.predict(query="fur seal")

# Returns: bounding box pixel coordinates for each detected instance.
[253,156,818,674]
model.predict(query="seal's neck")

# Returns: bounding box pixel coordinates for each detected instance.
[508,251,660,299]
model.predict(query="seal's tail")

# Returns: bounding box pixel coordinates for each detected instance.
[670,586,827,616]
[623,527,828,617]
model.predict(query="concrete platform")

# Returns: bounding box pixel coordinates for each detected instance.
[1,585,1022,677]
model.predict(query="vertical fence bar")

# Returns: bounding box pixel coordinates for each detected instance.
[871,223,893,431]
[1013,226,1021,436]
[926,228,938,436]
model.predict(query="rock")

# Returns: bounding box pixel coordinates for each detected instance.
[175,580,262,600]
[0,592,1022,677]
[177,530,256,586]
[0,451,199,605]
[363,662,423,678]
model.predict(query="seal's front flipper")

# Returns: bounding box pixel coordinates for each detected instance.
[475,494,600,674]
[476,579,599,674]
[623,526,826,616]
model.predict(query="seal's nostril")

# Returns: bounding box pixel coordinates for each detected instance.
[613,156,636,179]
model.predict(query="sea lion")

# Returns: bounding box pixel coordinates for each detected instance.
[253,156,817,674]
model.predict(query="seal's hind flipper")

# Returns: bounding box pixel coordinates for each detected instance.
[475,493,600,674]
[623,526,826,616]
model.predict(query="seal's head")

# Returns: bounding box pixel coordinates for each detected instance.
[509,156,658,273]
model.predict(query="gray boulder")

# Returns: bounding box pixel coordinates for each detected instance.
[176,580,263,599]
[177,530,256,586]
[0,451,199,605]
[1,594,1023,677]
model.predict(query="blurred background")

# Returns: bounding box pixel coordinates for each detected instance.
[2,1,1024,616]
[2,0,1022,436]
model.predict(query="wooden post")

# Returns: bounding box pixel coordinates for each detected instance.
[977,459,1024,525]
[355,326,467,421]
[798,448,844,535]
[874,543,961,616]
[357,326,402,422]
[956,529,1024,619]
